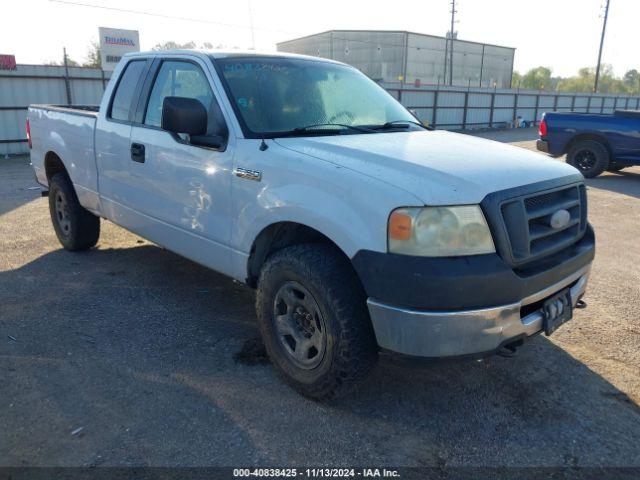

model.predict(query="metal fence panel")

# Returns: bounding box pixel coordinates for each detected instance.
[494,94,515,108]
[1,64,109,155]
[69,79,107,104]
[436,107,464,127]
[574,97,588,108]
[538,96,555,108]
[437,92,465,107]
[589,97,602,112]
[1,110,27,155]
[516,94,537,108]
[557,96,573,108]
[468,93,491,108]
[400,90,435,107]
[466,108,491,127]
[382,83,640,130]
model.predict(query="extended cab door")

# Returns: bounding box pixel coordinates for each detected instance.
[95,58,152,212]
[127,56,235,276]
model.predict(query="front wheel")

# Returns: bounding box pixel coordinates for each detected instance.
[256,244,378,400]
[566,140,609,178]
[48,173,100,251]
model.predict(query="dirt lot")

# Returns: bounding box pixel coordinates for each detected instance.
[1,130,639,468]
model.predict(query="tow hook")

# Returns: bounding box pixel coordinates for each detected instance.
[575,299,587,309]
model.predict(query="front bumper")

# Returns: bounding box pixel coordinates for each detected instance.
[367,263,590,357]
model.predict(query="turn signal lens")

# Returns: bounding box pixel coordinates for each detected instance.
[388,211,412,240]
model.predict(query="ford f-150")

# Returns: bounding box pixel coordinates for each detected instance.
[27,51,595,399]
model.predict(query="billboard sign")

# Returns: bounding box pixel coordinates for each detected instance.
[0,54,17,71]
[99,27,140,71]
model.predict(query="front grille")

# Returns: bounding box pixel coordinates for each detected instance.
[500,184,587,264]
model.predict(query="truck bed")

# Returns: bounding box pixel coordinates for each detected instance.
[28,104,100,213]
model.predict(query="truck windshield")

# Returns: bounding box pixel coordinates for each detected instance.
[214,56,421,138]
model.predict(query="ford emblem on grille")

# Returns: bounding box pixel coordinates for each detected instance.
[550,209,571,229]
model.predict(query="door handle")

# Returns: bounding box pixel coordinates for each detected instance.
[130,143,145,163]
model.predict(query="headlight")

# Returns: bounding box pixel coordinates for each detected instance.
[388,205,495,256]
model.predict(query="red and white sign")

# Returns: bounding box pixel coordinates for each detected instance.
[0,54,17,71]
[99,27,140,71]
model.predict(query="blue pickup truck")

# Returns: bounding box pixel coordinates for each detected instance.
[537,110,640,178]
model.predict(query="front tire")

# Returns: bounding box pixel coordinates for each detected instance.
[566,140,609,178]
[256,244,378,400]
[48,173,100,251]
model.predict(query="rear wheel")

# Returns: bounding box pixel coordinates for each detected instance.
[566,140,609,178]
[256,244,378,400]
[48,173,100,251]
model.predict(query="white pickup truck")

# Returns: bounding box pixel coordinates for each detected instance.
[27,50,594,399]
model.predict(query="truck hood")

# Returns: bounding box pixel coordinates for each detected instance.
[275,130,580,205]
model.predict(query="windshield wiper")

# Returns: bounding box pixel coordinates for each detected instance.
[272,123,375,138]
[293,123,374,133]
[367,120,432,131]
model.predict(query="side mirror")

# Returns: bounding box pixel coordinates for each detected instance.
[161,96,207,135]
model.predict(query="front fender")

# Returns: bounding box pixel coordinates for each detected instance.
[236,184,380,258]
[230,141,422,278]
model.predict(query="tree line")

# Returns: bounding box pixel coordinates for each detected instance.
[512,65,640,94]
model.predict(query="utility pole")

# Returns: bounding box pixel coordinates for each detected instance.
[62,47,72,105]
[594,0,610,93]
[448,0,457,86]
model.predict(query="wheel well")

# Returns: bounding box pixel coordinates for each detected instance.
[246,222,348,288]
[44,151,68,182]
[566,134,612,158]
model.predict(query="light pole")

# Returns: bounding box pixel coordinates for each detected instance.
[448,0,457,86]
[594,0,610,93]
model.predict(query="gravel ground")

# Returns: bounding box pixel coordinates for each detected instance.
[1,130,639,468]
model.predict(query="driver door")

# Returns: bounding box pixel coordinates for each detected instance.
[128,57,235,276]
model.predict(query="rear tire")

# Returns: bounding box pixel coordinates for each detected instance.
[566,140,609,178]
[256,244,378,400]
[48,173,100,251]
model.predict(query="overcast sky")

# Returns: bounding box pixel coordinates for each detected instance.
[2,0,638,77]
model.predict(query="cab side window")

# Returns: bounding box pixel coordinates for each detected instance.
[110,60,146,121]
[144,60,227,139]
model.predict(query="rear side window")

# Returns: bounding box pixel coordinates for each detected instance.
[110,60,146,121]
